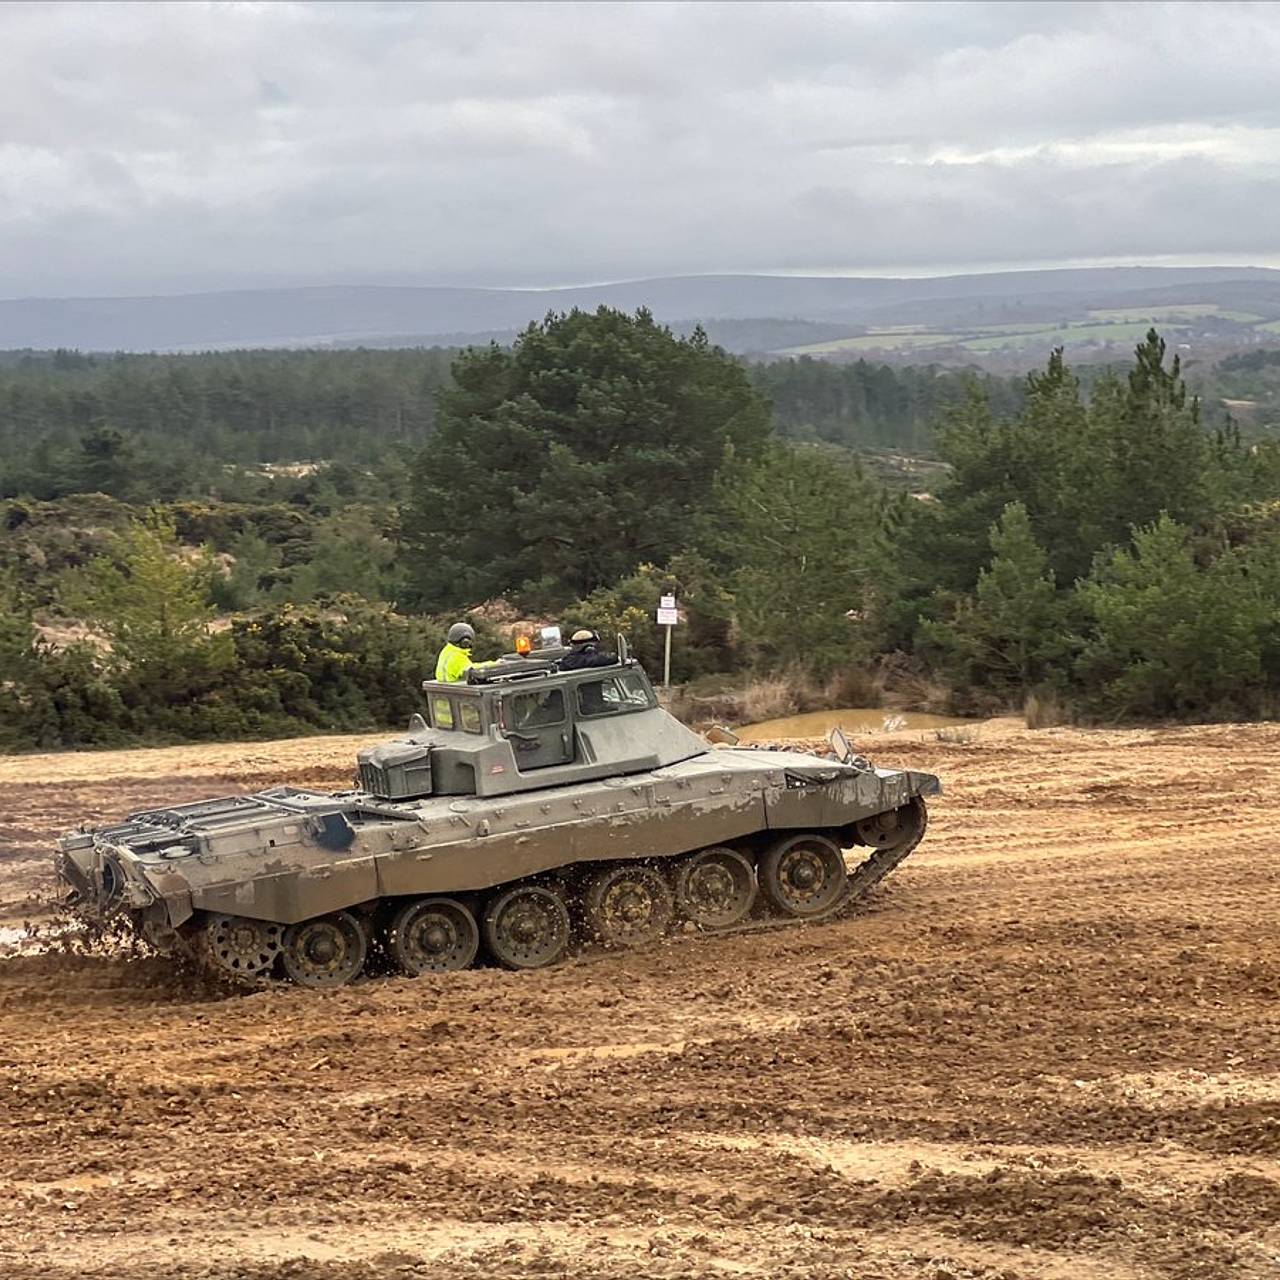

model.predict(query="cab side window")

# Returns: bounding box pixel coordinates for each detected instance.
[508,688,566,731]
[458,701,483,734]
[431,696,455,730]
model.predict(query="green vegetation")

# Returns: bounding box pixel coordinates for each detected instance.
[5,313,1280,751]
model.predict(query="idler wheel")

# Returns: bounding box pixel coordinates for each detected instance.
[483,883,572,970]
[203,913,284,978]
[855,797,928,853]
[583,864,674,948]
[388,897,479,975]
[759,834,847,918]
[97,854,127,918]
[674,847,757,929]
[282,910,369,988]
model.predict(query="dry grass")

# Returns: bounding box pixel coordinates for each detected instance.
[32,619,110,653]
[933,724,980,744]
[672,665,888,728]
[882,670,956,715]
[736,677,802,723]
[820,665,886,708]
[1024,689,1069,729]
[674,675,805,726]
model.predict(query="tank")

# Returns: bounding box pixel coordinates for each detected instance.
[55,657,941,986]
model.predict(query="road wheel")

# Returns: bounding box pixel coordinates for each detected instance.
[281,910,369,988]
[483,883,571,970]
[758,834,847,918]
[583,863,674,948]
[673,847,756,929]
[855,797,928,853]
[388,897,479,975]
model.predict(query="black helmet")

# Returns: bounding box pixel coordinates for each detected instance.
[569,628,600,646]
[447,622,476,647]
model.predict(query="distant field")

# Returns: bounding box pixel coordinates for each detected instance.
[1088,303,1263,323]
[773,304,1280,360]
[777,332,957,355]
[961,320,1190,353]
[777,320,1183,357]
[964,322,1063,335]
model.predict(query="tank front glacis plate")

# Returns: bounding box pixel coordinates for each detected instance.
[731,748,940,831]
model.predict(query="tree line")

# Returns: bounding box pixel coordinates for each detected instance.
[3,308,1280,751]
[0,347,452,502]
[0,341,1016,503]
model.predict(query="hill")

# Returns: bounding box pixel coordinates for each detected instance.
[5,266,1280,355]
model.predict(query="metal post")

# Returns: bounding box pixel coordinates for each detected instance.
[657,593,678,690]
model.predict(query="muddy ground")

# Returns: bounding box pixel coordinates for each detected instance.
[0,721,1277,1279]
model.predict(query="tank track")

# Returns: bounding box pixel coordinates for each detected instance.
[697,800,929,941]
[175,802,929,987]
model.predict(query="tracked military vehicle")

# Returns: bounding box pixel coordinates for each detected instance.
[56,655,941,987]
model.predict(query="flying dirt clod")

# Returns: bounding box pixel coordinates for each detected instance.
[55,654,940,987]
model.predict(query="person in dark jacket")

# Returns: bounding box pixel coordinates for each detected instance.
[558,628,617,671]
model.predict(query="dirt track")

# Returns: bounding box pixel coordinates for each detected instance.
[1,721,1278,1279]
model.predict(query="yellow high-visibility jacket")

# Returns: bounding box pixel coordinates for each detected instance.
[435,642,474,683]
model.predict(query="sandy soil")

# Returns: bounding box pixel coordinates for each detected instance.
[1,720,1278,1279]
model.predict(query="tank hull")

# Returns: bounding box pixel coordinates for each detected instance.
[58,745,940,982]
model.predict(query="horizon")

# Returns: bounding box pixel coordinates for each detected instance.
[6,257,1280,306]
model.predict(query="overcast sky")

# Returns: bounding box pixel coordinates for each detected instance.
[3,0,1279,298]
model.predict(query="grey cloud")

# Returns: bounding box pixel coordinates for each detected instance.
[1,1,1278,297]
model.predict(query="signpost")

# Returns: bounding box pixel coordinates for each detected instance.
[656,595,678,687]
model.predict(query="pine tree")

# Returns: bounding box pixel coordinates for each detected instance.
[57,512,226,671]
[1075,514,1265,718]
[922,502,1068,697]
[711,444,885,674]
[401,308,770,610]
[1094,330,1213,543]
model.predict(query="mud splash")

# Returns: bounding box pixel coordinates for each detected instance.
[737,707,971,741]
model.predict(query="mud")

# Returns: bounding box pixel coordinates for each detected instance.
[1,720,1278,1278]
